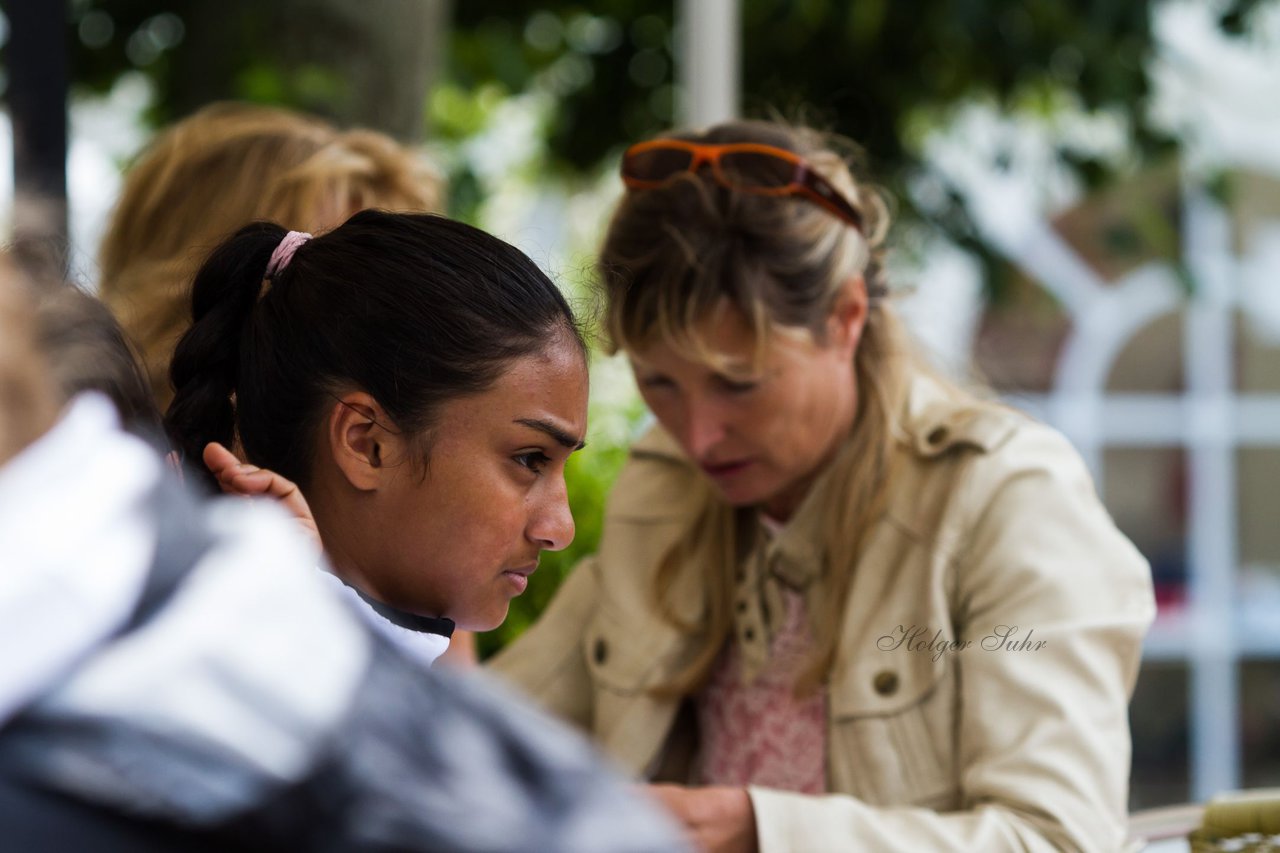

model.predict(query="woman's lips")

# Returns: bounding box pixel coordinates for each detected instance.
[501,563,537,594]
[700,459,754,479]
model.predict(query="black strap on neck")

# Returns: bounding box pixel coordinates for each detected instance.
[350,587,455,638]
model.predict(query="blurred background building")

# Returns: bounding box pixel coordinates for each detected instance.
[2,0,1277,811]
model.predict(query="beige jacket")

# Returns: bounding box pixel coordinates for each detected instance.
[490,376,1155,852]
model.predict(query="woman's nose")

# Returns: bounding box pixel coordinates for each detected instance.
[681,399,727,460]
[528,476,575,551]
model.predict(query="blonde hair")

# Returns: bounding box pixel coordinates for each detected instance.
[99,102,445,407]
[0,254,59,465]
[599,119,959,695]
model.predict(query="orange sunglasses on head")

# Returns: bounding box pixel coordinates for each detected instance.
[620,139,864,232]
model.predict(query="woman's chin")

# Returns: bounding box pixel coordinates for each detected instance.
[454,603,510,634]
[707,473,777,508]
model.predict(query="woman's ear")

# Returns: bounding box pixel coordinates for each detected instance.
[828,275,869,358]
[326,391,395,492]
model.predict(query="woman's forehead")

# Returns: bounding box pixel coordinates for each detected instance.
[629,318,823,380]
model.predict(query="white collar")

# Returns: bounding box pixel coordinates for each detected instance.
[319,572,451,667]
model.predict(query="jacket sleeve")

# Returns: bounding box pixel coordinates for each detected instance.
[486,555,602,732]
[750,424,1155,852]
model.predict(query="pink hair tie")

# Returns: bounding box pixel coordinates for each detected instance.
[265,230,312,279]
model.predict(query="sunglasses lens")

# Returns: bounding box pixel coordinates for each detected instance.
[623,147,695,182]
[718,151,796,190]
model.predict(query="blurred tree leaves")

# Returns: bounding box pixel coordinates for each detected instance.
[65,0,446,141]
[433,1,1170,284]
[443,3,674,177]
[443,2,1161,186]
[63,1,1280,194]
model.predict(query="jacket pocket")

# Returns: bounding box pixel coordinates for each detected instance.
[828,636,958,808]
[580,611,685,775]
[582,610,671,694]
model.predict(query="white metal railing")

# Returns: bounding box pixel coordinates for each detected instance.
[992,185,1277,801]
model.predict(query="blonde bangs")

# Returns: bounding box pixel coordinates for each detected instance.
[608,272,779,378]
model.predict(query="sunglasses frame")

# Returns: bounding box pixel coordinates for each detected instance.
[621,139,864,232]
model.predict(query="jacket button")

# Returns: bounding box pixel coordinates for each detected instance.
[926,426,949,446]
[594,638,608,664]
[873,670,899,696]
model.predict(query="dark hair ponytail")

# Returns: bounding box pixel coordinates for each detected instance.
[165,222,285,487]
[166,210,583,494]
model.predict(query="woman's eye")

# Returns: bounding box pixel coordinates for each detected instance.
[639,376,674,391]
[514,451,551,474]
[719,377,760,394]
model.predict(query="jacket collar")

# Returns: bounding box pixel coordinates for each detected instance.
[898,372,1017,457]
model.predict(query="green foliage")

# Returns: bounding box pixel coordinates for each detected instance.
[431,82,510,140]
[434,1,1174,306]
[235,63,346,111]
[62,0,1261,192]
[426,80,519,222]
[67,1,181,95]
[448,2,675,168]
[443,3,1158,185]
[64,1,423,132]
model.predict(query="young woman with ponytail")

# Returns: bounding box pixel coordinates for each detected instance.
[165,210,588,666]
[486,120,1155,852]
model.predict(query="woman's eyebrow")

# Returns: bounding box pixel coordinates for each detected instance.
[514,418,586,450]
[713,366,763,383]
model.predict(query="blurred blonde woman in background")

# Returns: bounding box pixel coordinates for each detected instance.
[99,101,444,408]
[489,119,1155,852]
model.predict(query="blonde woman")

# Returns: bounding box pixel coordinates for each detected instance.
[99,101,443,409]
[488,120,1155,852]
